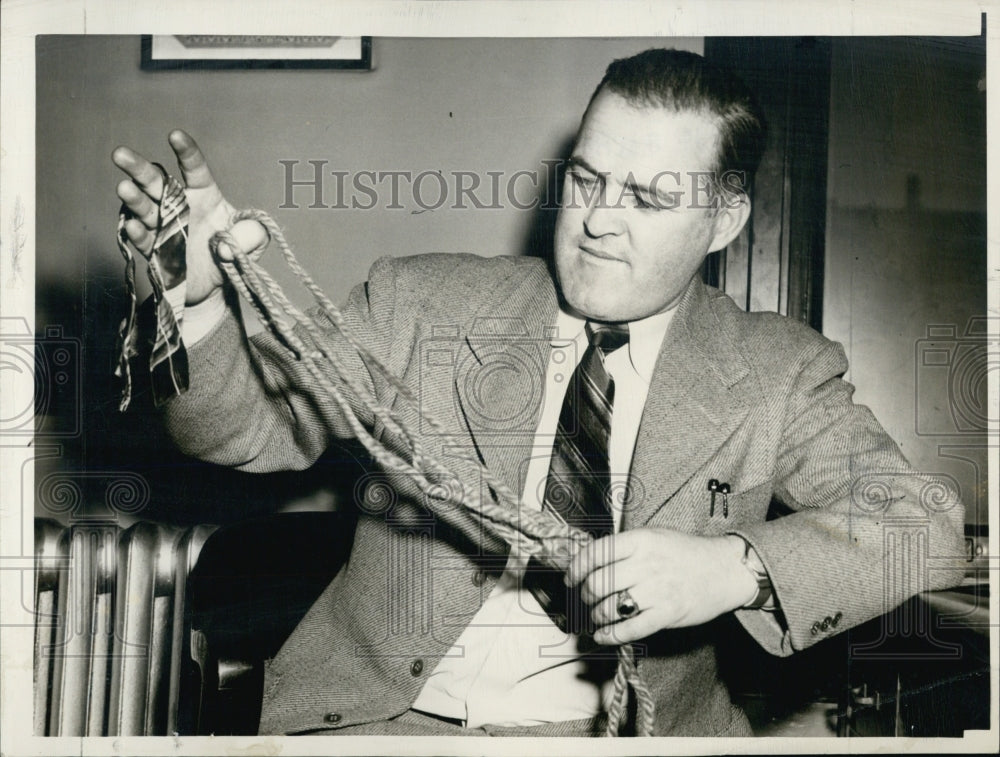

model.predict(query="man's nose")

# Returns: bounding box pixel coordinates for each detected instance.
[583,186,625,238]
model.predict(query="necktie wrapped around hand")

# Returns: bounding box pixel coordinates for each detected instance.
[115,163,190,411]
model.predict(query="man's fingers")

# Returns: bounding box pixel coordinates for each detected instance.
[592,612,658,646]
[168,129,216,190]
[123,218,154,254]
[579,562,639,606]
[211,218,270,262]
[565,534,632,588]
[113,131,216,195]
[111,146,165,200]
[116,179,159,229]
[592,592,624,629]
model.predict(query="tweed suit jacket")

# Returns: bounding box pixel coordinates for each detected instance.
[162,252,966,737]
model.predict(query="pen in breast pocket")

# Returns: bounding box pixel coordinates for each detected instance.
[707,479,731,518]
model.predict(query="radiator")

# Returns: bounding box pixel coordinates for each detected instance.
[34,519,217,736]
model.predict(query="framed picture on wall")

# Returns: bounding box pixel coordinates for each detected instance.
[140,35,372,70]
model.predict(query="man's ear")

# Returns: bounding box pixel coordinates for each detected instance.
[707,194,751,253]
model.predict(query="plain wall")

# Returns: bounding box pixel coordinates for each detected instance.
[822,36,987,529]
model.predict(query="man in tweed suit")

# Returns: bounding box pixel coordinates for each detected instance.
[112,49,965,736]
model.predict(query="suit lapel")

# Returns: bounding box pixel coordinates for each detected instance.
[623,279,754,530]
[454,261,559,502]
[449,266,755,534]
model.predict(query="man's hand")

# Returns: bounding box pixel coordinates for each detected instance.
[112,130,267,305]
[565,529,758,645]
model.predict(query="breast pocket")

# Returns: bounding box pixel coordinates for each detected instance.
[699,478,775,534]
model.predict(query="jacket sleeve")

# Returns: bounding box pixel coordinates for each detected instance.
[727,338,967,655]
[159,257,401,473]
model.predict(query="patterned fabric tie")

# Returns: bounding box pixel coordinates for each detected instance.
[115,163,190,410]
[525,321,630,635]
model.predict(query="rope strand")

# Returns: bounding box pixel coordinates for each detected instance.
[209,209,655,736]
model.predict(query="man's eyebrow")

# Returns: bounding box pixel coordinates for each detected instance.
[567,158,674,200]
[623,173,674,202]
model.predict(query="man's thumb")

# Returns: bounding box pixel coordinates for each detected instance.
[211,219,269,262]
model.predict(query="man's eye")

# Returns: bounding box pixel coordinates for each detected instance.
[568,171,596,188]
[634,192,678,211]
[631,191,668,211]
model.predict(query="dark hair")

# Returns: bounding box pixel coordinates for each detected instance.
[589,48,767,195]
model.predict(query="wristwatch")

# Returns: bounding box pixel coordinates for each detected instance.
[739,539,773,610]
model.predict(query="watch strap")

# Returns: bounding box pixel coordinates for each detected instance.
[739,539,773,610]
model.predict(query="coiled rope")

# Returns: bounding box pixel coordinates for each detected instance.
[208,208,655,737]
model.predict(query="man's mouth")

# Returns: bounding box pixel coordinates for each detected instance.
[579,244,624,263]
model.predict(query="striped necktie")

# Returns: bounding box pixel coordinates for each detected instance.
[525,321,629,634]
[115,163,189,410]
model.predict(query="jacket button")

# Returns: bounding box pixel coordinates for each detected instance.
[323,712,342,724]
[410,659,424,676]
[832,611,843,627]
[820,617,831,631]
[471,570,486,587]
[810,621,821,636]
